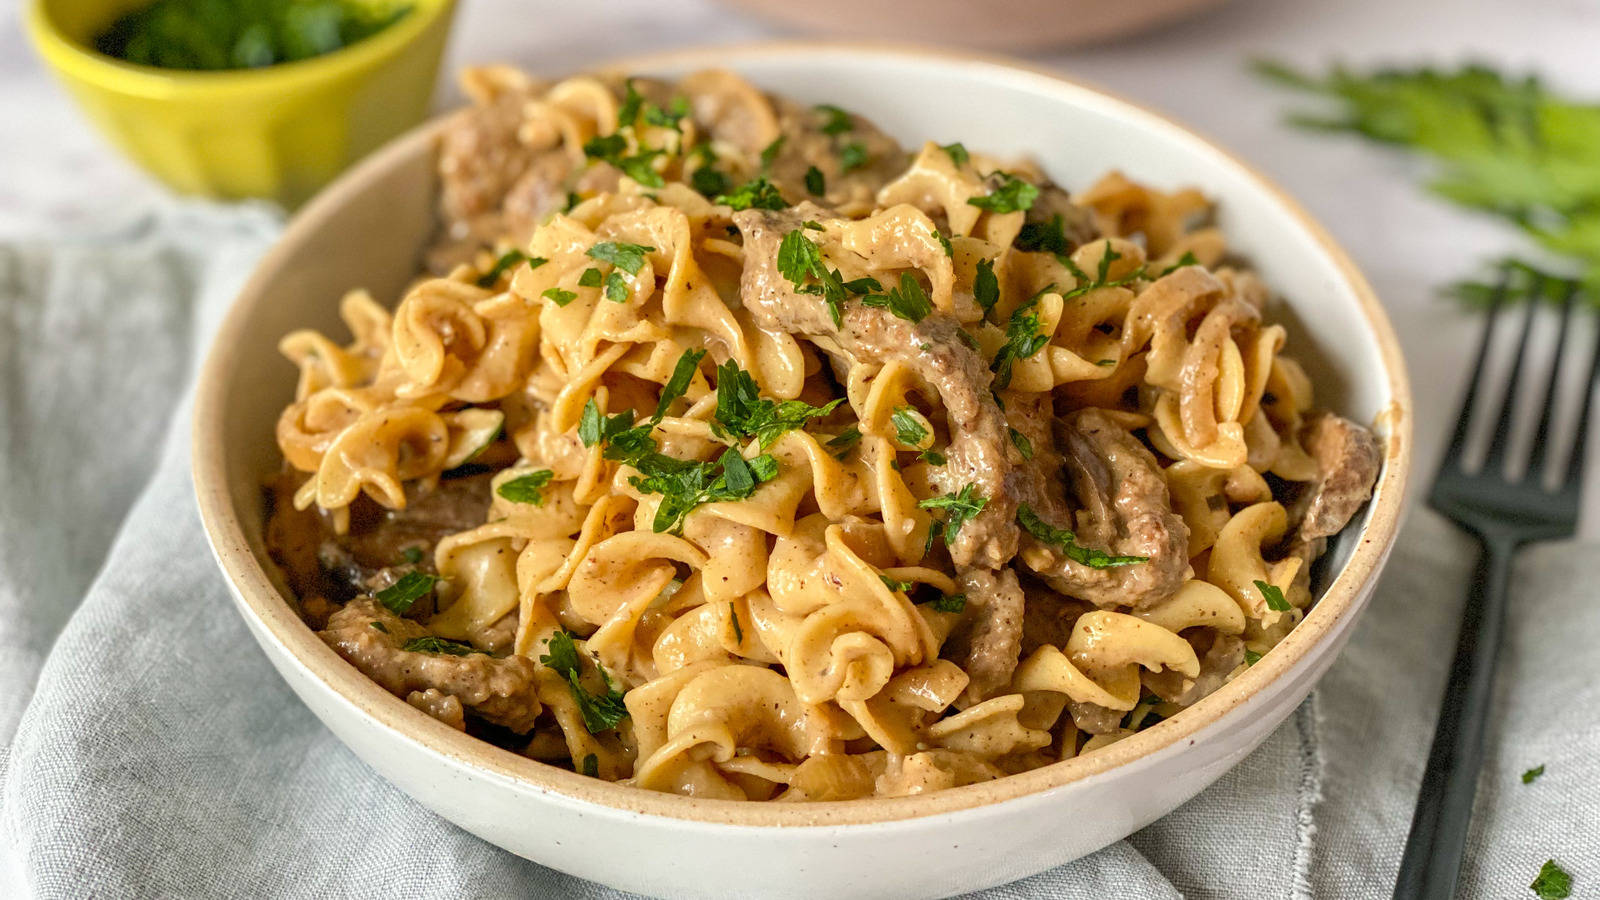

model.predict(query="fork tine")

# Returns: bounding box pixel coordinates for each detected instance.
[1527,280,1580,479]
[1440,274,1512,472]
[1481,277,1544,471]
[1565,286,1600,490]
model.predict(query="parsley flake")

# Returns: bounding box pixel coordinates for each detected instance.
[1522,764,1546,784]
[476,249,545,287]
[542,287,578,306]
[1018,504,1148,568]
[586,241,655,276]
[973,258,1001,316]
[604,270,631,303]
[839,142,869,173]
[714,176,787,211]
[861,271,933,323]
[1008,427,1034,460]
[400,546,424,565]
[1244,649,1263,666]
[655,348,706,422]
[712,359,844,449]
[890,405,930,448]
[1016,214,1069,255]
[760,135,786,170]
[804,165,826,196]
[1160,251,1201,276]
[990,300,1050,390]
[729,602,744,644]
[816,104,854,136]
[968,172,1038,213]
[540,632,629,733]
[581,753,600,777]
[919,484,988,544]
[1531,860,1572,900]
[929,592,966,613]
[879,574,914,593]
[1255,580,1292,612]
[578,267,602,287]
[934,228,953,258]
[940,142,970,168]
[375,572,437,615]
[497,470,554,506]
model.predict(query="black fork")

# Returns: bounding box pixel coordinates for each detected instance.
[1392,273,1594,899]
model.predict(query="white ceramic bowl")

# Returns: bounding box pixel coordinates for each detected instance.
[192,44,1412,900]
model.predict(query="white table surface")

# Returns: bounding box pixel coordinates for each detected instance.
[4,0,1599,533]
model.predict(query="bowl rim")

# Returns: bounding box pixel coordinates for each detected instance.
[25,0,456,98]
[192,40,1413,829]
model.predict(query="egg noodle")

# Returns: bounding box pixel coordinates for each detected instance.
[265,66,1381,799]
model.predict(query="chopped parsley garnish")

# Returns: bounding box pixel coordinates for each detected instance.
[990,300,1050,391]
[1097,358,1118,367]
[839,142,869,173]
[578,399,637,448]
[615,148,665,188]
[578,267,602,287]
[1244,649,1263,666]
[1255,580,1292,612]
[586,241,654,275]
[759,135,786,170]
[564,192,582,212]
[691,164,729,197]
[632,447,779,534]
[729,603,744,644]
[476,249,545,287]
[826,427,862,454]
[816,104,854,136]
[933,228,953,258]
[861,271,933,323]
[1160,251,1201,276]
[712,359,844,449]
[1522,764,1546,784]
[497,470,554,506]
[973,258,1000,316]
[370,621,388,633]
[400,635,485,656]
[919,450,947,466]
[929,592,966,613]
[714,176,787,211]
[604,271,630,303]
[616,79,646,127]
[400,546,424,565]
[542,287,578,306]
[890,405,929,448]
[1016,214,1069,255]
[919,484,988,544]
[655,348,706,421]
[1060,240,1147,301]
[582,133,627,161]
[968,172,1038,213]
[1531,860,1572,899]
[1018,504,1148,568]
[804,165,826,196]
[581,753,600,777]
[775,227,880,327]
[375,572,437,614]
[940,142,970,168]
[540,631,629,733]
[879,574,914,593]
[1008,427,1034,460]
[644,96,690,129]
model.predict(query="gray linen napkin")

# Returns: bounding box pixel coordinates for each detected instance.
[1,207,1594,899]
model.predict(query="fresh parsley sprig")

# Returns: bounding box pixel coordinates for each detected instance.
[540,631,629,733]
[375,572,437,615]
[714,176,787,211]
[400,635,485,656]
[711,359,844,449]
[775,226,882,327]
[861,271,933,323]
[919,484,988,545]
[1017,504,1148,568]
[497,470,554,506]
[968,172,1039,214]
[1254,579,1292,612]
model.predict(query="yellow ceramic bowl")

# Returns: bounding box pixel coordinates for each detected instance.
[26,0,457,207]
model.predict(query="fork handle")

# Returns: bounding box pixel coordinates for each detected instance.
[1392,533,1516,900]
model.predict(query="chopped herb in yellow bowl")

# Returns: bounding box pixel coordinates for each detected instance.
[26,0,456,206]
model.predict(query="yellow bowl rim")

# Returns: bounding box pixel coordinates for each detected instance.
[25,0,455,99]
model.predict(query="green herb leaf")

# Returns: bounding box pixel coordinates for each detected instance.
[370,621,389,633]
[879,574,914,593]
[691,164,729,197]
[604,271,631,303]
[497,470,554,506]
[861,271,933,323]
[654,348,706,422]
[1018,504,1148,568]
[542,287,578,306]
[804,165,826,196]
[1531,860,1572,900]
[919,484,988,544]
[729,602,744,644]
[816,104,854,136]
[1160,251,1201,276]
[1016,214,1069,255]
[540,632,629,733]
[968,172,1038,213]
[578,267,602,287]
[400,635,485,656]
[586,241,655,276]
[934,228,953,258]
[973,258,1001,316]
[643,95,690,129]
[711,359,844,449]
[617,148,665,188]
[714,176,787,211]
[1522,764,1546,784]
[1244,649,1263,666]
[890,405,929,448]
[940,142,970,168]
[617,79,646,127]
[400,546,424,565]
[826,427,862,451]
[581,753,600,777]
[477,249,545,287]
[929,592,966,613]
[839,142,869,174]
[990,300,1050,391]
[375,572,437,615]
[1254,579,1292,612]
[578,399,637,448]
[583,133,627,161]
[1008,427,1034,460]
[760,135,786,170]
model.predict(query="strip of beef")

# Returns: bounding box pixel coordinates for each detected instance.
[406,688,466,731]
[318,473,493,606]
[1022,410,1189,608]
[734,204,1022,568]
[321,597,542,733]
[1293,411,1381,543]
[941,568,1025,706]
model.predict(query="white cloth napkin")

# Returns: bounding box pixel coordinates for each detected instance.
[0,205,1593,899]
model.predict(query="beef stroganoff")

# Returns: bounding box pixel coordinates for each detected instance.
[264,66,1381,800]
